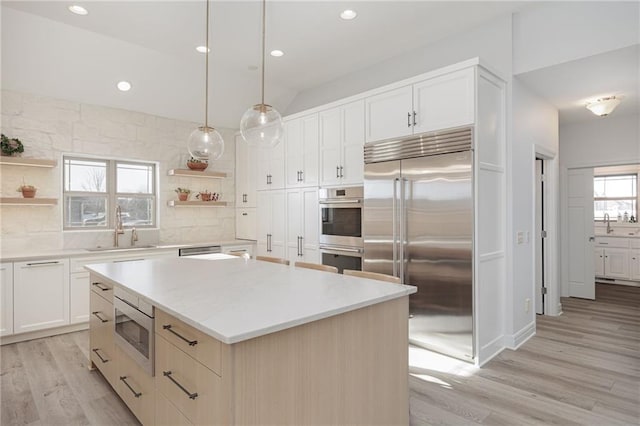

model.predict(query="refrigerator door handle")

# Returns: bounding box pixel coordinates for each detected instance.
[392,177,399,277]
[400,177,408,284]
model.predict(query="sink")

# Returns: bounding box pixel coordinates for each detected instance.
[85,244,157,252]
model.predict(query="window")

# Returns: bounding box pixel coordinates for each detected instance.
[594,174,638,221]
[64,156,157,229]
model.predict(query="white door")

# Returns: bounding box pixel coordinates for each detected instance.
[300,114,319,187]
[413,68,475,133]
[567,168,595,299]
[14,259,70,333]
[301,187,320,263]
[365,85,413,143]
[319,107,342,186]
[594,248,605,277]
[604,248,630,279]
[285,189,303,264]
[534,159,545,314]
[341,100,365,185]
[70,272,90,324]
[630,250,640,280]
[0,262,13,336]
[285,118,303,188]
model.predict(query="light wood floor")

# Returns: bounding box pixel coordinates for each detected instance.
[1,283,638,426]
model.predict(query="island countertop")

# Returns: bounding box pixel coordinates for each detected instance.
[86,256,416,345]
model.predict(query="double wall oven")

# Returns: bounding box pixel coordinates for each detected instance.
[319,186,363,273]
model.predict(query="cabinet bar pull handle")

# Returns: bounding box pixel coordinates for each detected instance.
[92,282,110,291]
[300,170,304,181]
[114,259,143,263]
[92,311,108,323]
[162,324,198,346]
[413,111,417,126]
[407,112,411,127]
[119,376,141,398]
[340,166,344,178]
[92,348,109,363]
[163,371,198,400]
[24,261,61,268]
[336,166,340,178]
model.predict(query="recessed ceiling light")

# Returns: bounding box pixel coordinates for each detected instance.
[270,50,284,57]
[340,9,357,20]
[196,46,210,54]
[68,5,88,15]
[117,81,132,92]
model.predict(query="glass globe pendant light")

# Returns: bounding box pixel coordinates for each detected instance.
[188,0,224,161]
[240,0,283,148]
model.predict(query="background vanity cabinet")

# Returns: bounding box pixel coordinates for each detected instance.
[604,248,630,279]
[285,187,320,265]
[256,190,286,258]
[13,258,69,334]
[319,100,365,186]
[285,114,319,188]
[594,248,605,277]
[0,262,13,336]
[594,237,637,281]
[631,250,640,281]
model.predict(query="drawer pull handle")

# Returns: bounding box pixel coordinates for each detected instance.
[92,348,109,363]
[120,376,142,398]
[162,324,198,346]
[92,282,110,291]
[163,371,198,400]
[92,311,108,323]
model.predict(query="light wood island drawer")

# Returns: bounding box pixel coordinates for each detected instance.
[155,334,229,425]
[89,290,116,388]
[89,278,114,303]
[155,309,222,376]
[115,345,155,426]
[155,391,193,426]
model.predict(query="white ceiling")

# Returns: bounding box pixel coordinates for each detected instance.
[2,1,528,128]
[516,44,640,124]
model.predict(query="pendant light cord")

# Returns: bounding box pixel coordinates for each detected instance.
[205,0,210,128]
[261,0,266,106]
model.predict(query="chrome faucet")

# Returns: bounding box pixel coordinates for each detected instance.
[114,205,125,247]
[604,213,613,234]
[131,227,138,246]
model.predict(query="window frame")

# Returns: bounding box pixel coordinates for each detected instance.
[63,155,158,230]
[593,172,638,222]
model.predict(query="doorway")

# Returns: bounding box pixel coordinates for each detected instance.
[535,159,546,314]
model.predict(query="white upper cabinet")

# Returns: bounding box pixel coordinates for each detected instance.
[365,67,475,143]
[320,100,365,186]
[235,134,258,207]
[285,114,319,188]
[257,137,286,191]
[0,263,13,336]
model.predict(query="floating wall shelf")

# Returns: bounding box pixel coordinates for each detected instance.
[0,197,58,206]
[167,200,228,207]
[168,169,227,179]
[0,157,57,168]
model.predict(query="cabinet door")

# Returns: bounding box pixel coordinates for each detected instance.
[257,145,271,191]
[341,100,365,185]
[236,208,257,241]
[365,85,413,143]
[256,191,272,256]
[319,107,342,186]
[116,345,155,426]
[235,134,248,205]
[270,190,287,258]
[301,114,319,187]
[14,259,69,333]
[269,137,286,189]
[630,250,640,281]
[301,187,320,263]
[0,263,13,336]
[594,248,605,277]
[70,272,90,324]
[413,67,475,133]
[286,189,303,264]
[604,248,630,279]
[285,118,303,188]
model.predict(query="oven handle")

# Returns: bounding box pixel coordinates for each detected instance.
[319,199,361,205]
[319,245,362,253]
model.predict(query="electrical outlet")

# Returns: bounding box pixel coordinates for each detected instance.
[525,298,531,313]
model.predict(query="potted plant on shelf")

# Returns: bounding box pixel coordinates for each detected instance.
[186,157,208,171]
[196,190,219,202]
[174,187,191,201]
[17,184,37,198]
[1,134,24,157]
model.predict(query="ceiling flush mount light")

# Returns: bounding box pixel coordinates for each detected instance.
[116,81,132,92]
[586,96,621,117]
[270,49,284,57]
[239,0,284,148]
[340,9,357,20]
[68,5,88,15]
[196,45,210,54]
[187,0,224,161]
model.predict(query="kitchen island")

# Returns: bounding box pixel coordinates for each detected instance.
[86,256,416,425]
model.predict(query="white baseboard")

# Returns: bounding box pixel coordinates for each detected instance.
[476,334,505,367]
[1,322,88,345]
[504,321,535,350]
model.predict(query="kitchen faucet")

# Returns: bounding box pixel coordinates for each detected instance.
[114,205,125,247]
[604,213,613,234]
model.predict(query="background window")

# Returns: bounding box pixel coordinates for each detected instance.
[63,156,157,229]
[594,174,638,221]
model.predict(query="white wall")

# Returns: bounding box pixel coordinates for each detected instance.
[286,14,513,114]
[0,90,236,252]
[509,79,559,344]
[513,1,640,74]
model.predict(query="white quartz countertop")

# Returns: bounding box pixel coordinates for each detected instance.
[86,257,416,345]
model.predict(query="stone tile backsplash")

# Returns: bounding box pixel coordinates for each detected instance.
[0,90,237,252]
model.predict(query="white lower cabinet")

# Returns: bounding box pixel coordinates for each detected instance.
[285,188,320,265]
[630,250,640,281]
[594,248,605,277]
[70,271,90,324]
[0,263,14,336]
[236,208,257,241]
[13,258,69,334]
[256,190,286,258]
[604,248,630,280]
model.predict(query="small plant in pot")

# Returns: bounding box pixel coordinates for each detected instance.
[17,184,37,198]
[175,187,191,201]
[196,190,219,202]
[1,134,24,157]
[186,157,208,171]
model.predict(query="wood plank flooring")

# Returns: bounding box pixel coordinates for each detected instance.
[1,283,638,425]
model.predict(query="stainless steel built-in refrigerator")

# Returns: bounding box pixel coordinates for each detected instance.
[363,127,474,362]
